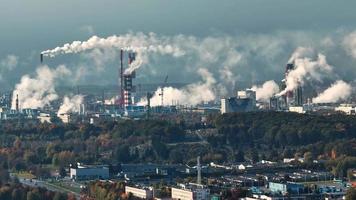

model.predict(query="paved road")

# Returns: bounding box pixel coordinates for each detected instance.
[18,178,81,199]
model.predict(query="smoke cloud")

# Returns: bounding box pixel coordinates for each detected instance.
[312,80,352,103]
[279,49,333,96]
[343,31,356,59]
[58,95,84,115]
[287,47,314,64]
[41,33,185,75]
[0,55,18,81]
[11,65,71,109]
[138,68,217,106]
[41,31,356,104]
[251,80,280,102]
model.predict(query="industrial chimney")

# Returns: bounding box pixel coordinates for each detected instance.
[197,156,202,185]
[15,94,19,112]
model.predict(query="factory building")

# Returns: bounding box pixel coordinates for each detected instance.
[125,186,154,199]
[171,183,210,200]
[123,72,135,107]
[37,113,51,123]
[280,63,303,108]
[294,86,303,106]
[269,182,304,195]
[221,89,256,114]
[58,113,71,123]
[335,104,356,115]
[119,50,137,109]
[289,106,306,114]
[70,164,109,181]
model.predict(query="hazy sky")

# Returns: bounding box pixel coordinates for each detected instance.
[1,0,356,90]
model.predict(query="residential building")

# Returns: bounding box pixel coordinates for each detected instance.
[171,183,209,200]
[125,186,154,199]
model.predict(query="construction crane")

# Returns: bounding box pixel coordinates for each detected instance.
[159,75,168,106]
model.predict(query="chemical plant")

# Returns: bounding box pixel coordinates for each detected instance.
[0,53,354,125]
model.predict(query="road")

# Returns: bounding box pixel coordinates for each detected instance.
[18,178,81,199]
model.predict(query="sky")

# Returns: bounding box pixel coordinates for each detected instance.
[1,0,356,93]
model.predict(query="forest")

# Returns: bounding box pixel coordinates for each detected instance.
[0,112,355,181]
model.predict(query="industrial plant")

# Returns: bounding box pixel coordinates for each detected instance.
[0,54,354,125]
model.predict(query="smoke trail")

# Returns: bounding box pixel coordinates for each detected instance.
[58,95,84,115]
[138,68,217,106]
[124,54,144,75]
[41,33,185,74]
[11,65,71,109]
[251,80,280,102]
[312,80,352,103]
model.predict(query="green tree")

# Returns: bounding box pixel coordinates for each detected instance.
[53,192,67,200]
[26,191,40,200]
[115,145,132,163]
[346,187,356,200]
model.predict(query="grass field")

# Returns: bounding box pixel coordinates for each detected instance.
[13,172,36,179]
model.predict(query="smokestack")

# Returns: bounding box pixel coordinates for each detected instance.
[40,54,43,63]
[197,156,201,185]
[120,49,124,106]
[15,94,19,111]
[128,52,136,65]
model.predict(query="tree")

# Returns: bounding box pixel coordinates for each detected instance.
[59,167,66,178]
[26,191,40,200]
[53,192,67,200]
[235,150,245,162]
[248,148,259,163]
[346,187,356,200]
[115,145,132,163]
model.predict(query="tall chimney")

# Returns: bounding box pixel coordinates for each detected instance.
[120,49,124,106]
[15,94,19,112]
[197,156,201,185]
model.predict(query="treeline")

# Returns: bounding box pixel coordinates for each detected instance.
[1,112,356,179]
[214,112,356,148]
[0,119,186,177]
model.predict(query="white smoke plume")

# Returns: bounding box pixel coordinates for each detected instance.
[139,68,217,106]
[41,33,185,74]
[0,54,18,71]
[251,80,280,102]
[0,55,18,81]
[11,65,71,109]
[41,31,356,95]
[124,54,145,75]
[343,31,356,59]
[312,80,352,103]
[58,95,84,115]
[287,47,314,64]
[278,49,333,96]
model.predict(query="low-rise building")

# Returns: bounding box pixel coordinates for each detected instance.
[58,113,71,123]
[37,113,51,123]
[289,106,305,114]
[125,186,154,199]
[70,164,109,180]
[221,89,256,114]
[269,182,304,195]
[171,183,209,200]
[335,104,355,115]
